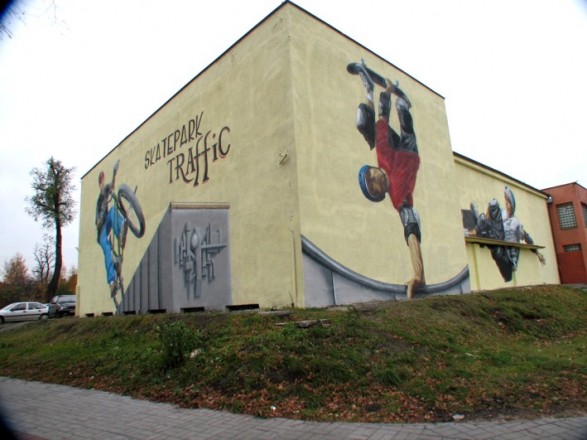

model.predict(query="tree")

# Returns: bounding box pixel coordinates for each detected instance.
[56,266,77,295]
[2,253,29,286]
[25,157,76,301]
[33,236,55,288]
[1,0,61,40]
[0,253,36,305]
[0,0,25,40]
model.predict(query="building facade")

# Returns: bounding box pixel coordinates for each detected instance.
[76,2,558,317]
[543,182,587,284]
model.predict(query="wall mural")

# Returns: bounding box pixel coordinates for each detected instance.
[174,221,227,299]
[348,60,424,298]
[301,59,471,307]
[463,186,546,281]
[95,160,146,313]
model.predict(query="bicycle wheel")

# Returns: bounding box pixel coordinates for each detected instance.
[117,184,146,238]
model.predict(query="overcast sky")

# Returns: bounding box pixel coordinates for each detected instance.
[1,0,586,275]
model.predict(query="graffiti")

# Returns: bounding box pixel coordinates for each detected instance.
[144,114,202,169]
[174,222,227,298]
[348,60,424,298]
[166,126,230,187]
[95,160,146,313]
[464,186,545,281]
[143,111,232,188]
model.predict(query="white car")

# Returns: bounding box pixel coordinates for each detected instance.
[0,302,49,323]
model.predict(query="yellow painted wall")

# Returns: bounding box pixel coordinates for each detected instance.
[288,7,468,287]
[78,6,303,315]
[455,156,559,290]
[78,3,560,316]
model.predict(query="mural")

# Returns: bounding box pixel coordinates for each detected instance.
[95,160,146,313]
[463,186,545,281]
[174,221,228,299]
[348,60,424,298]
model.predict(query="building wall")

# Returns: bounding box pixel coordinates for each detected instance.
[543,182,587,283]
[455,155,559,290]
[77,3,560,316]
[288,7,468,303]
[78,5,303,315]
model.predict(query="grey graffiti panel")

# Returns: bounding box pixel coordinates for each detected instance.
[171,208,231,310]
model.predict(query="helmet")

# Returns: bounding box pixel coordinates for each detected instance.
[504,186,516,214]
[358,165,385,202]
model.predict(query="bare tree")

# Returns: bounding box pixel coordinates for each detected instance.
[1,0,61,40]
[33,236,55,288]
[0,0,25,40]
[25,157,76,301]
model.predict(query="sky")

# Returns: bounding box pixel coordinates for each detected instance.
[0,0,586,277]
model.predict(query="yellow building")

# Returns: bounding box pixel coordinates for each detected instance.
[77,2,558,316]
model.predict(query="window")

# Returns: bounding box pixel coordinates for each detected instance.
[557,203,577,229]
[583,203,587,227]
[563,244,581,253]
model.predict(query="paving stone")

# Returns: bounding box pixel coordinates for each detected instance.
[1,377,585,440]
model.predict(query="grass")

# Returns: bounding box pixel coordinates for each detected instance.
[0,285,585,423]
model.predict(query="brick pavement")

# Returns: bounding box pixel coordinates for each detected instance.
[1,377,585,439]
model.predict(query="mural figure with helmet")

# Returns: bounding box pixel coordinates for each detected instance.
[349,60,425,298]
[95,160,146,313]
[466,186,545,281]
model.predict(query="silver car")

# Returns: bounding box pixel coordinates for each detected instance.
[0,302,49,323]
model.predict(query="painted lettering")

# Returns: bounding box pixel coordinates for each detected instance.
[148,112,231,187]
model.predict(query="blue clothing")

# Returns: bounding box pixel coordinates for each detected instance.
[98,207,124,284]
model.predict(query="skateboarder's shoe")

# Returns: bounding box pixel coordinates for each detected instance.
[348,62,374,94]
[391,82,412,110]
[109,281,118,298]
[378,91,391,119]
[356,103,376,149]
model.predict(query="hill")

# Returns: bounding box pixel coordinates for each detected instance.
[0,285,585,423]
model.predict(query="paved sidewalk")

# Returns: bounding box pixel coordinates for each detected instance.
[1,377,585,439]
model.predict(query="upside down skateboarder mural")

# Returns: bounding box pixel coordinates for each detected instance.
[348,60,425,298]
[95,160,146,313]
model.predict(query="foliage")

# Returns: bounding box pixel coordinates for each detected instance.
[0,285,585,423]
[2,253,30,285]
[25,157,76,300]
[158,320,201,370]
[0,254,39,306]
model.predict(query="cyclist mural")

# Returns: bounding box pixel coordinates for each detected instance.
[95,160,146,312]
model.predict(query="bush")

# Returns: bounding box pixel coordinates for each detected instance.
[158,321,201,370]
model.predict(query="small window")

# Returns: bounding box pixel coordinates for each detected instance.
[563,244,581,253]
[557,203,577,229]
[13,303,26,311]
[582,204,587,227]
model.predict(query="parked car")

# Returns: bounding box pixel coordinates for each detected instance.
[0,302,49,323]
[48,295,76,318]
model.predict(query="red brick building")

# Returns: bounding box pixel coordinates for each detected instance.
[543,182,587,283]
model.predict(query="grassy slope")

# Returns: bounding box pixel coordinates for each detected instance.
[0,285,585,423]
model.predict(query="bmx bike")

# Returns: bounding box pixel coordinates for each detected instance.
[108,180,146,314]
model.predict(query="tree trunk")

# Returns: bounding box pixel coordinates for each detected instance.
[46,218,62,301]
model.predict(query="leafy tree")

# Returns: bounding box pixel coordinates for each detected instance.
[0,253,37,305]
[2,253,29,286]
[25,157,76,301]
[55,266,77,295]
[65,266,77,294]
